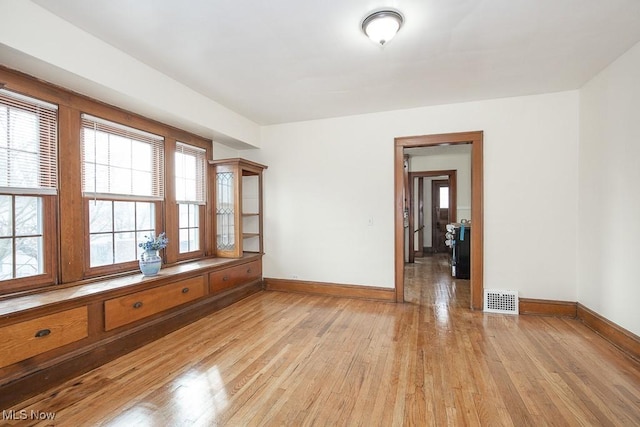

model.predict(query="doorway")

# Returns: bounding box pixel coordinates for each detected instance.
[407,170,457,262]
[394,131,483,309]
[432,179,451,254]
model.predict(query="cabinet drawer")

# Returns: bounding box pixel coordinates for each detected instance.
[0,307,88,369]
[104,276,205,331]
[209,260,261,294]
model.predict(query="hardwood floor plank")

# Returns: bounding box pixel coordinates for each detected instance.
[6,255,640,426]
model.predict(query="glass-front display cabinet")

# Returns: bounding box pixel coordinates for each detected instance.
[209,158,267,258]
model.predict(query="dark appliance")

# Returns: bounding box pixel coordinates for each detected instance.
[446,223,471,279]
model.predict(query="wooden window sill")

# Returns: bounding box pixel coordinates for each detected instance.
[0,253,261,320]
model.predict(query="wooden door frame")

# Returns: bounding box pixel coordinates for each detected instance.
[394,131,483,309]
[408,170,457,260]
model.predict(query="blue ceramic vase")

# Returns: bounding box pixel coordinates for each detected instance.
[139,250,161,276]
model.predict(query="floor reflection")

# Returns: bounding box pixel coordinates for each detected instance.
[404,253,470,309]
[173,367,228,423]
[102,403,161,427]
[405,253,470,335]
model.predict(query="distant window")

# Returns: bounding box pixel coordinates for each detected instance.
[81,114,164,270]
[0,89,57,287]
[175,142,206,254]
[439,187,449,209]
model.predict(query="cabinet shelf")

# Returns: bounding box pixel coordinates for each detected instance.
[210,158,267,258]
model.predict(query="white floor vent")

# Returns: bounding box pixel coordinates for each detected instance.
[484,290,519,315]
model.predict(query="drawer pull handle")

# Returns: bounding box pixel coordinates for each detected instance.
[133,301,143,309]
[247,268,251,273]
[223,276,229,281]
[35,329,51,338]
[182,287,190,294]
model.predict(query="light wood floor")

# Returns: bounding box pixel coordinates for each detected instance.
[7,255,640,426]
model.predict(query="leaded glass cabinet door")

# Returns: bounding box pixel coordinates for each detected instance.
[215,164,240,257]
[210,158,267,258]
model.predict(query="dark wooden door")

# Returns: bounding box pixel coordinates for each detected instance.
[432,180,450,253]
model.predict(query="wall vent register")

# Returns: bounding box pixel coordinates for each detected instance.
[484,289,519,315]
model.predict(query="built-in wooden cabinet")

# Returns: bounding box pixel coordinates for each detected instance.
[0,65,270,409]
[104,276,206,331]
[0,255,263,408]
[209,158,267,258]
[209,259,262,295]
[0,307,88,369]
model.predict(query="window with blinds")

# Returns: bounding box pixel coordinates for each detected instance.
[0,89,58,195]
[81,114,165,199]
[81,114,165,269]
[0,89,57,283]
[175,142,206,204]
[175,142,206,254]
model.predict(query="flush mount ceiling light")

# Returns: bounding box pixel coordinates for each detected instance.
[362,9,404,46]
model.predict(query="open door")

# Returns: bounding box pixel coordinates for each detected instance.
[431,179,450,253]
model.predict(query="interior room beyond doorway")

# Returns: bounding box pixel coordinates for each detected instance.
[407,169,458,263]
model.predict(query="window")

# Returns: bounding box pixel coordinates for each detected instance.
[175,142,206,254]
[0,195,44,279]
[88,200,155,267]
[0,89,57,287]
[81,114,164,198]
[81,114,164,270]
[439,186,449,209]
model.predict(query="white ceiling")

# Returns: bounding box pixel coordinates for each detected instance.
[31,0,640,125]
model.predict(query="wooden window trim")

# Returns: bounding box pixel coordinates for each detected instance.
[0,65,213,289]
[0,86,59,295]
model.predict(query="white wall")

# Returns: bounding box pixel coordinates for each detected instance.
[243,91,579,300]
[212,142,240,160]
[578,40,640,336]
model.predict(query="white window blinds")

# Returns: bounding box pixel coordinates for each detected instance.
[175,142,206,204]
[81,114,165,200]
[0,89,58,195]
